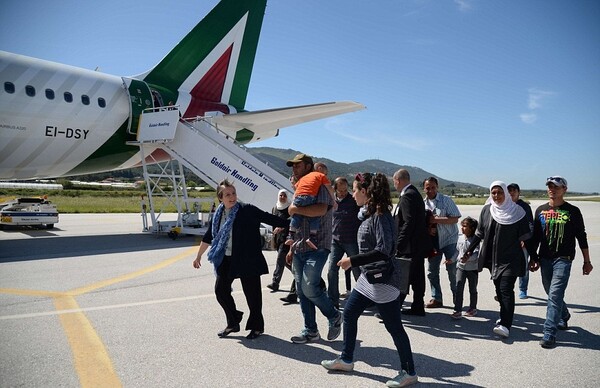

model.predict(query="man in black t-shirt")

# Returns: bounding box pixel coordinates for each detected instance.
[530,176,593,349]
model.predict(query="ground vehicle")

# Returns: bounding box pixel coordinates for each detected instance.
[0,197,59,229]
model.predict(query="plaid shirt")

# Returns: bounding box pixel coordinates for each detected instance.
[294,184,333,253]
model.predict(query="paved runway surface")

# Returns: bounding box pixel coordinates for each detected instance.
[1,201,599,387]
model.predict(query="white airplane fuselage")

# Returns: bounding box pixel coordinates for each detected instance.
[0,0,364,184]
[1,51,134,179]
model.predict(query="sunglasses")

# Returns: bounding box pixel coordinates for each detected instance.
[546,176,567,186]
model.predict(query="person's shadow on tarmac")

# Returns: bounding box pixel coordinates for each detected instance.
[400,296,600,351]
[237,296,599,387]
[239,334,478,386]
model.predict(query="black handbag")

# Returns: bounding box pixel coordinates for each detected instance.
[363,260,394,284]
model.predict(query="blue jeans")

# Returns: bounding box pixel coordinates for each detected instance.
[427,243,457,303]
[518,248,529,292]
[341,290,415,375]
[293,248,338,333]
[327,240,360,306]
[540,257,572,337]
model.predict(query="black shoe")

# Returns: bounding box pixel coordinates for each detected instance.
[280,294,298,304]
[246,330,263,339]
[539,335,556,348]
[402,308,426,316]
[217,324,240,338]
[557,314,571,330]
[266,283,279,292]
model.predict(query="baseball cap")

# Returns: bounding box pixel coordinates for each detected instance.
[286,153,314,167]
[546,176,567,188]
[507,183,520,191]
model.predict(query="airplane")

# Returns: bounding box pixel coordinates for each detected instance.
[0,0,364,188]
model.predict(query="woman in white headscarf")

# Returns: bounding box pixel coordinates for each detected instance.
[266,190,295,296]
[463,181,535,339]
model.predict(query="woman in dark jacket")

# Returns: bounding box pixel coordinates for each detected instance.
[267,189,293,293]
[464,181,534,339]
[193,180,289,339]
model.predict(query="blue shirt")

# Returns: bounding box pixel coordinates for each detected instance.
[424,193,461,249]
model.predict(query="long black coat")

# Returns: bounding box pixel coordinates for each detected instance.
[202,203,289,278]
[474,204,533,279]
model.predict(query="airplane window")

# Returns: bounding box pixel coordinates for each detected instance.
[25,85,36,97]
[45,89,55,100]
[64,92,73,103]
[98,97,106,108]
[82,95,90,105]
[4,82,15,94]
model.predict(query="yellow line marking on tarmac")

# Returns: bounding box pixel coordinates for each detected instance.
[0,288,65,297]
[67,247,198,296]
[0,244,199,387]
[54,295,122,388]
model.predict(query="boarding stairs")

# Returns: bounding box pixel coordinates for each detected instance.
[129,107,293,238]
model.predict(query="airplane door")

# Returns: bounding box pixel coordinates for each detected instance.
[122,78,154,135]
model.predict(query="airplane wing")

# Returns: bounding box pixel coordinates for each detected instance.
[210,101,366,142]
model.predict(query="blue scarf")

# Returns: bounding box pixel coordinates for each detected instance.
[207,202,240,271]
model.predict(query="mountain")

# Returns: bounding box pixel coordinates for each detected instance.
[61,146,484,195]
[247,147,484,192]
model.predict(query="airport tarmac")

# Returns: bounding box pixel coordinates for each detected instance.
[1,201,599,387]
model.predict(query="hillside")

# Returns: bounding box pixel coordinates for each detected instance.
[247,147,484,193]
[57,146,485,195]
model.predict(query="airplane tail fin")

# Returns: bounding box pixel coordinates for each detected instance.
[140,0,267,115]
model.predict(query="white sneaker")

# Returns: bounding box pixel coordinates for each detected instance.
[386,370,418,387]
[493,324,510,338]
[321,357,354,372]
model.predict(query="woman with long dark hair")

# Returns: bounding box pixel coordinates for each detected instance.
[321,172,418,388]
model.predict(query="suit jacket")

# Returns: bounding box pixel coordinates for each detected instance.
[203,203,289,278]
[395,184,431,257]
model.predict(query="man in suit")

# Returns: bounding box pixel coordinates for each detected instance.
[393,169,431,316]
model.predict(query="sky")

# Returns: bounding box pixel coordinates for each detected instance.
[1,0,599,193]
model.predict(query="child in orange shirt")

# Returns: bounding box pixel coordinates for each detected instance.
[286,162,335,249]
